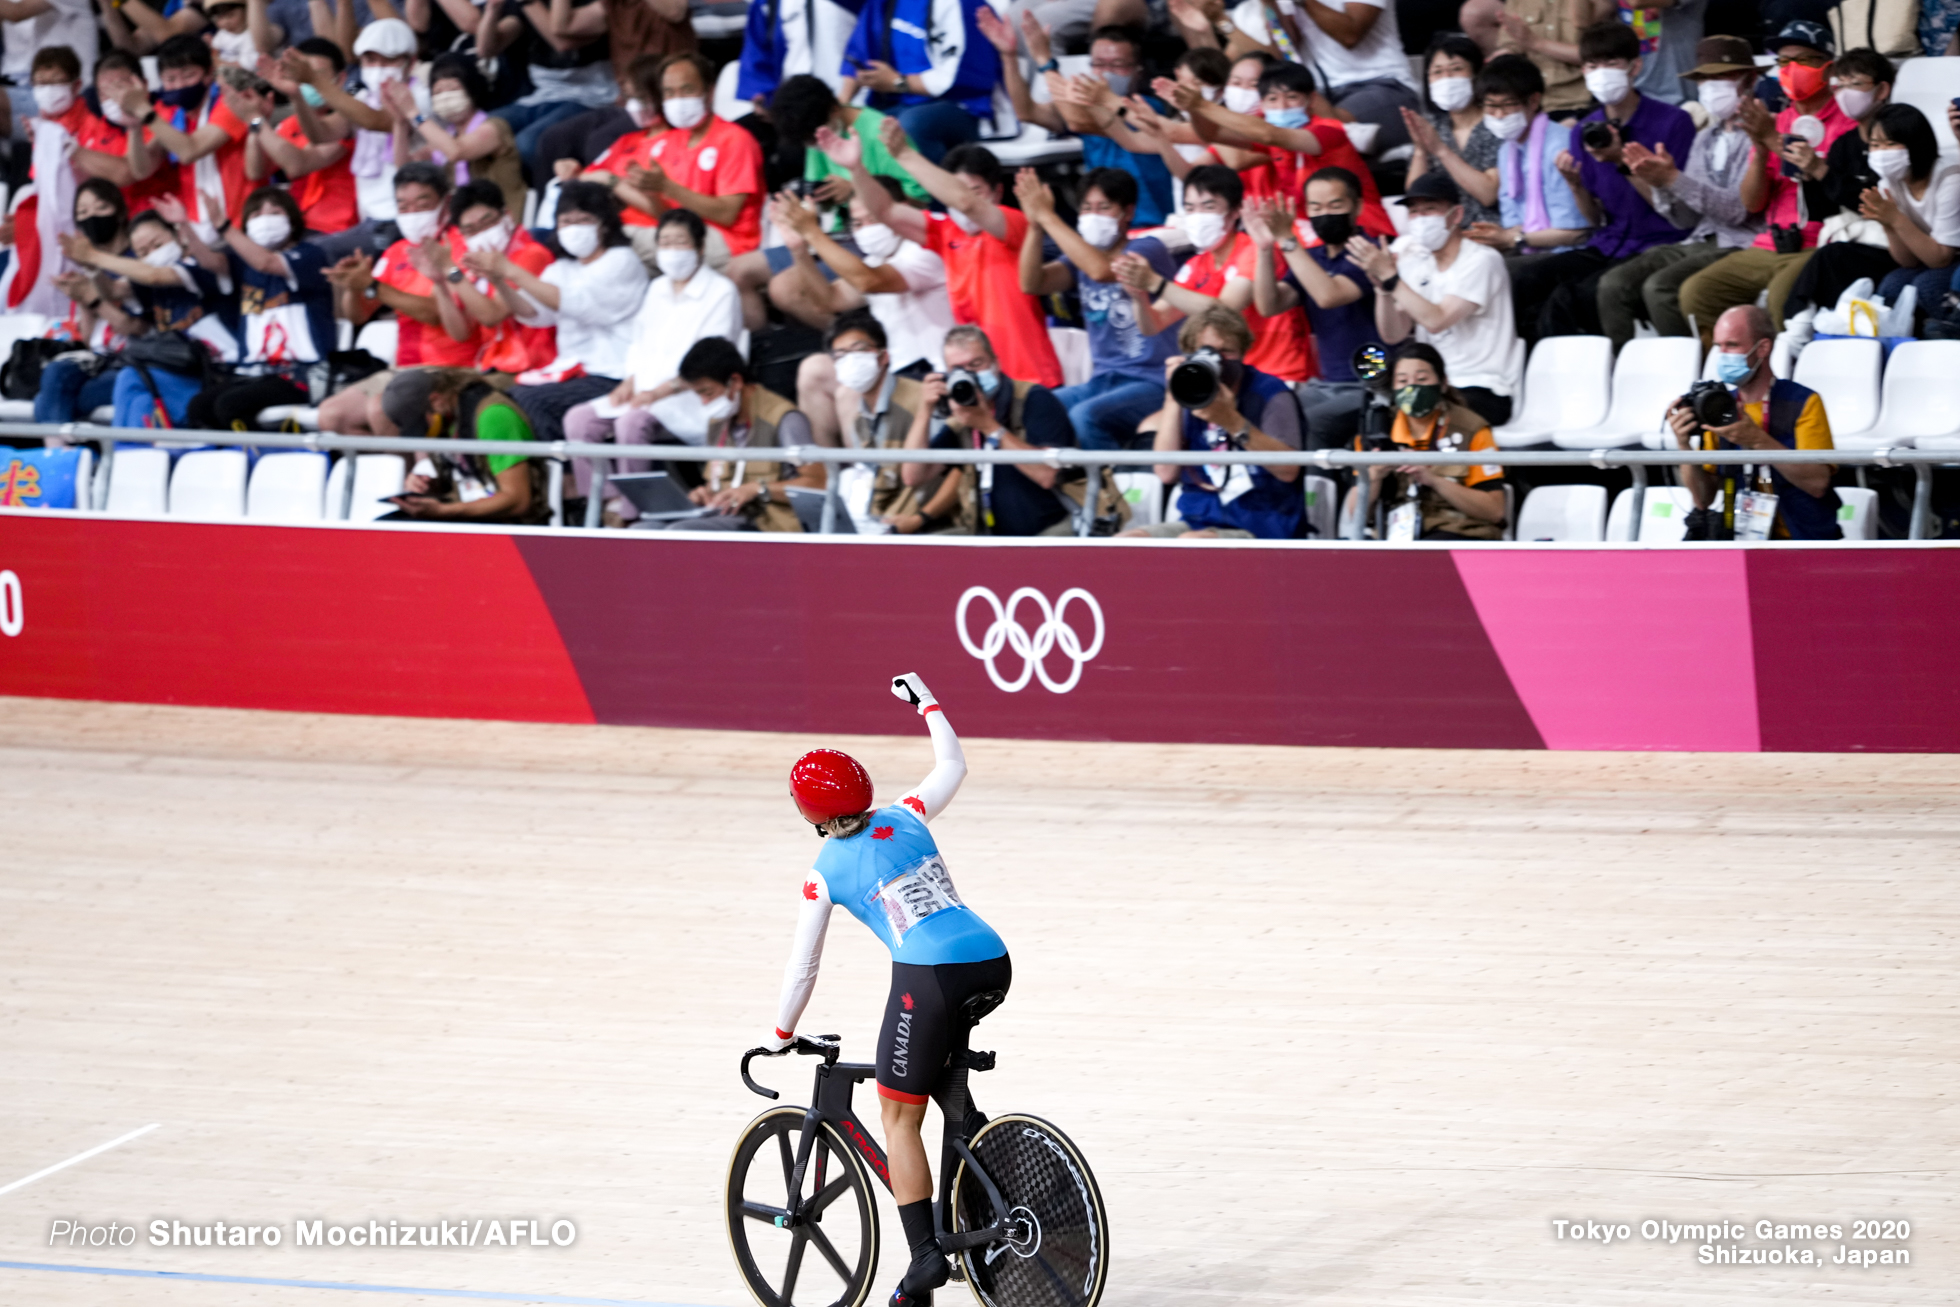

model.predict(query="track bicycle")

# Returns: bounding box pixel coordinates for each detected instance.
[725,999,1108,1307]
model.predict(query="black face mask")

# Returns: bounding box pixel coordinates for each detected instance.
[77,214,120,246]
[1308,212,1355,248]
[157,81,207,110]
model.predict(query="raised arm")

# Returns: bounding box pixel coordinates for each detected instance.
[891,672,965,822]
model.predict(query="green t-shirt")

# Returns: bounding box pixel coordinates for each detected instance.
[474,398,532,475]
[803,108,930,206]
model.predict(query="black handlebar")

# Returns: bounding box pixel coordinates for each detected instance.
[740,1034,842,1099]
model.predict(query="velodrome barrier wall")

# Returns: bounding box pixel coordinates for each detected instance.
[3,512,1958,753]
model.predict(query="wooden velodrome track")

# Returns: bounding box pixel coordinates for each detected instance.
[0,696,1951,1306]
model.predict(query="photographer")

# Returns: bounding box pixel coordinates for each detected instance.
[1364,342,1505,541]
[1505,21,1696,342]
[1665,305,1840,541]
[1126,304,1306,541]
[896,326,1073,536]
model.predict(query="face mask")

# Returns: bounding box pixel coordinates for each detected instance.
[1186,210,1229,251]
[1714,348,1757,386]
[834,351,883,394]
[102,97,129,125]
[1408,212,1452,251]
[1484,109,1527,141]
[558,223,600,259]
[1778,60,1828,103]
[32,84,74,116]
[299,83,325,107]
[1698,79,1741,120]
[1430,76,1473,113]
[854,222,900,259]
[1200,85,1219,102]
[701,389,738,423]
[1223,85,1260,114]
[158,83,208,110]
[245,211,291,247]
[363,65,403,88]
[1583,66,1631,106]
[431,89,474,122]
[1834,86,1876,120]
[1868,147,1910,180]
[947,208,980,235]
[77,214,120,246]
[1266,105,1308,130]
[1308,211,1354,247]
[1395,383,1443,417]
[975,369,1001,395]
[1099,72,1132,97]
[1077,213,1121,248]
[625,97,657,128]
[656,246,700,280]
[663,96,706,130]
[395,209,441,243]
[144,240,185,268]
[464,219,511,254]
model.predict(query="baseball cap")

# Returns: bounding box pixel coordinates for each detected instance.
[1682,35,1758,79]
[381,369,438,437]
[1765,19,1833,57]
[1403,169,1461,207]
[353,17,418,58]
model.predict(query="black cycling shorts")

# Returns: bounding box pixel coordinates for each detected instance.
[875,953,1012,1105]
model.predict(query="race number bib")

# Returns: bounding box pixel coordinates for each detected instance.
[867,854,964,941]
[1734,489,1778,541]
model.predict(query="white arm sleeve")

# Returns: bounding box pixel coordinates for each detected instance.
[773,869,835,1039]
[899,706,966,824]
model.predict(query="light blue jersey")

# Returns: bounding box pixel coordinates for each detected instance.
[811,804,1005,966]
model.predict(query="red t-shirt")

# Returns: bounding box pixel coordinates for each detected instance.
[644,116,764,254]
[922,207,1064,388]
[1267,121,1396,241]
[375,237,481,368]
[1752,98,1855,251]
[588,127,665,228]
[473,227,557,373]
[73,109,179,213]
[142,90,251,224]
[277,116,357,235]
[1172,230,1315,383]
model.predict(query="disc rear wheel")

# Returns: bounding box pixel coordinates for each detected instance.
[726,1106,879,1307]
[951,1113,1108,1307]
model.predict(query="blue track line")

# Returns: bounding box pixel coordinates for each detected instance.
[0,1259,717,1306]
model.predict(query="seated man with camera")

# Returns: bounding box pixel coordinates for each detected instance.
[1126,305,1307,540]
[894,326,1075,536]
[1665,305,1841,541]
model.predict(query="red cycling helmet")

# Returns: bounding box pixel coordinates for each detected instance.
[790,749,874,825]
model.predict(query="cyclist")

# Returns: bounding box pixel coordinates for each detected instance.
[768,672,1010,1307]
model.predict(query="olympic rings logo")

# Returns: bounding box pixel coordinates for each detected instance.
[955,586,1105,694]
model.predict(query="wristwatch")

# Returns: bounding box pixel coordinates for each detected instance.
[1380,272,1400,293]
[1278,237,1299,253]
[1034,57,1059,74]
[413,113,429,127]
[445,267,465,284]
[757,483,771,504]
[249,117,264,132]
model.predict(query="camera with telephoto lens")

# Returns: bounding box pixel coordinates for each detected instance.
[934,368,984,418]
[1169,348,1226,410]
[1351,342,1396,448]
[1682,379,1738,429]
[1580,120,1617,153]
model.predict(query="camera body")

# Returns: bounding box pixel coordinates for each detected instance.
[1169,348,1226,410]
[1579,120,1617,154]
[945,368,985,410]
[1683,379,1738,430]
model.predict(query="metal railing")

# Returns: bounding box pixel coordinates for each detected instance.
[6,421,1949,540]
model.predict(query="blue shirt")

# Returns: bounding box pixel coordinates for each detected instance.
[1498,117,1592,253]
[1080,104,1176,228]
[1571,94,1697,258]
[224,241,336,367]
[1286,245,1376,384]
[813,804,1006,965]
[1068,235,1178,382]
[842,0,1000,117]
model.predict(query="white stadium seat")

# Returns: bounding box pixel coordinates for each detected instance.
[104,446,170,515]
[1492,335,1611,447]
[355,318,398,368]
[1302,473,1337,541]
[323,453,408,521]
[1515,484,1607,541]
[258,405,322,430]
[1891,58,1960,137]
[167,449,248,519]
[1838,339,1960,449]
[1111,470,1161,527]
[246,451,329,521]
[1836,485,1879,540]
[1607,485,1724,542]
[1792,336,1881,444]
[1549,336,1700,450]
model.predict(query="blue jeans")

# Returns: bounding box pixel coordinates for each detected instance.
[112,364,203,429]
[1878,264,1953,318]
[896,101,980,167]
[34,358,119,424]
[1052,374,1164,450]
[493,100,592,182]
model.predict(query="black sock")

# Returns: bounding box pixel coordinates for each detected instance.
[897,1199,936,1261]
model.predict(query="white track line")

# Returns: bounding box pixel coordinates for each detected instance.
[0,1124,161,1198]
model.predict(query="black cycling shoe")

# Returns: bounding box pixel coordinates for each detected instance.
[889,1251,950,1307]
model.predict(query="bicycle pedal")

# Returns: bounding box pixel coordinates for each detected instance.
[948,1260,967,1283]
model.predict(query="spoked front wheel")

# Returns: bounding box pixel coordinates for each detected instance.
[951,1114,1109,1307]
[726,1106,880,1307]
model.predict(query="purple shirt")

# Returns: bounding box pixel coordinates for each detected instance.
[1571,94,1698,259]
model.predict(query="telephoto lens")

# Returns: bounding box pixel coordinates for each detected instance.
[1580,120,1615,152]
[945,368,982,409]
[1687,379,1739,429]
[1169,349,1224,410]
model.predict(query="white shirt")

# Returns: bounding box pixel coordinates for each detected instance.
[1393,236,1524,397]
[623,264,747,392]
[864,240,954,371]
[529,246,652,379]
[1886,162,1960,250]
[2,0,95,80]
[1229,0,1413,92]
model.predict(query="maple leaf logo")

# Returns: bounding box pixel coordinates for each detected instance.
[901,993,914,1011]
[872,826,894,840]
[802,880,818,900]
[902,796,926,816]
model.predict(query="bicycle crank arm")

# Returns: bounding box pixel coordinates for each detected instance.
[937,1225,1002,1253]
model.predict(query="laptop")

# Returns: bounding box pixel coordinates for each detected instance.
[785,486,855,534]
[610,472,714,523]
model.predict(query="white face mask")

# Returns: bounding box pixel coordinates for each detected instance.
[1223,85,1260,114]
[558,223,600,259]
[1430,76,1473,113]
[1407,212,1452,251]
[853,222,900,259]
[947,209,980,235]
[144,240,184,268]
[1185,210,1229,251]
[656,246,700,280]
[1868,147,1911,180]
[363,64,403,87]
[1583,66,1631,106]
[245,211,291,247]
[464,219,511,254]
[701,389,738,422]
[31,83,74,116]
[1200,85,1219,102]
[1484,109,1527,142]
[102,96,129,125]
[396,208,441,243]
[663,96,706,130]
[1699,79,1742,120]
[1834,86,1876,121]
[624,97,657,128]
[834,351,883,394]
[431,89,474,122]
[1077,213,1122,248]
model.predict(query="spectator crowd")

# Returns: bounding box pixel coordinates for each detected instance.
[5,0,1959,540]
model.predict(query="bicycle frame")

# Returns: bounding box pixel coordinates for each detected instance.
[741,1038,1019,1257]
